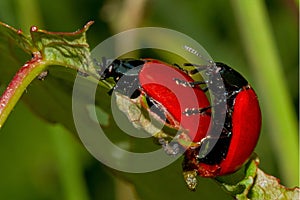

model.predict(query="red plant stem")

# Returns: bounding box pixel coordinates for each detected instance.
[0,52,45,128]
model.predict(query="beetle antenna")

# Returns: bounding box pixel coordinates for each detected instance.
[183,45,215,65]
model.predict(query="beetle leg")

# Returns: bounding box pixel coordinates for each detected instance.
[202,87,208,92]
[173,63,189,74]
[183,63,212,75]
[183,106,211,116]
[196,129,232,165]
[173,78,208,93]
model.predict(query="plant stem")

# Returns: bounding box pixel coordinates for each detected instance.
[231,0,299,186]
[0,52,47,128]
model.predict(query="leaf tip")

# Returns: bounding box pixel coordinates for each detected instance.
[85,21,94,29]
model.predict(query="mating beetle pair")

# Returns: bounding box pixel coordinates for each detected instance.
[98,57,261,190]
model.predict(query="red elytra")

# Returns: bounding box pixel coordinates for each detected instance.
[138,60,211,142]
[218,87,261,175]
[180,62,262,183]
[194,87,261,177]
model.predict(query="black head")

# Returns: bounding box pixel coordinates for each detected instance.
[100,59,146,81]
[99,59,146,98]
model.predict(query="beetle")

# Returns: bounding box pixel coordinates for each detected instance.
[99,58,211,143]
[98,58,261,191]
[177,62,261,190]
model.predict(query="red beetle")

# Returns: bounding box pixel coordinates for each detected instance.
[181,62,261,190]
[100,58,211,143]
[99,58,261,190]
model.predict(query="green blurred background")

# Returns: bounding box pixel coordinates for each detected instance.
[0,0,298,199]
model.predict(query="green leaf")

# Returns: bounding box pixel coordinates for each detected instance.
[29,21,97,75]
[216,155,300,200]
[0,21,96,130]
[0,20,95,72]
[0,21,33,54]
[114,92,179,140]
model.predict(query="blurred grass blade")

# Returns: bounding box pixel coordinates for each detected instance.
[230,0,298,186]
[51,125,90,200]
